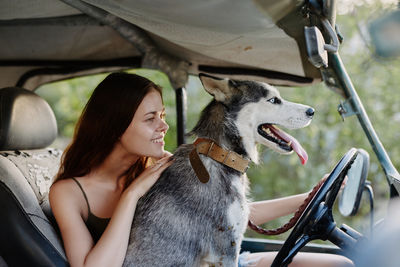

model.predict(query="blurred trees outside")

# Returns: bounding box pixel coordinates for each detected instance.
[36,1,400,241]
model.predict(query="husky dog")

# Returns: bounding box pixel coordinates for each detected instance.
[123,74,314,266]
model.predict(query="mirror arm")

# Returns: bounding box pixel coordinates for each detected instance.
[321,18,339,53]
[364,181,375,236]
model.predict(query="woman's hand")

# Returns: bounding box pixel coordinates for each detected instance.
[319,173,347,191]
[162,151,173,157]
[127,155,173,199]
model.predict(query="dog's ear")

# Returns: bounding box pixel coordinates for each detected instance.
[199,73,235,103]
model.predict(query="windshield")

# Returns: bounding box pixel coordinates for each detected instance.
[30,0,400,242]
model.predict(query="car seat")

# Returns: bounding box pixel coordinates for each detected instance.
[0,87,68,266]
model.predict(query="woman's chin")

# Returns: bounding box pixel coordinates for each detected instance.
[151,149,165,159]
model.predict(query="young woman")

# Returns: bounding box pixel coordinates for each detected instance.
[50,72,352,267]
[50,72,173,267]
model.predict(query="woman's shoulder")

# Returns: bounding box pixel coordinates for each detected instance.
[51,178,77,193]
[49,178,90,237]
[49,178,84,207]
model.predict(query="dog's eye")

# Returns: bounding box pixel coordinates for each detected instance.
[267,97,281,104]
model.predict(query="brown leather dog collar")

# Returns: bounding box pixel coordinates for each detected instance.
[189,138,250,183]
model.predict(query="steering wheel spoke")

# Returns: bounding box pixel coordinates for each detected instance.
[273,234,312,267]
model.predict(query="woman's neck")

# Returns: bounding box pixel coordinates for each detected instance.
[90,143,139,186]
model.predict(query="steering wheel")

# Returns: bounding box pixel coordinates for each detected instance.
[271,148,359,267]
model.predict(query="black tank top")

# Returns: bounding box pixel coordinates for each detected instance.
[71,178,111,243]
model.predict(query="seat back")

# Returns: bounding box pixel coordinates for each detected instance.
[0,87,68,266]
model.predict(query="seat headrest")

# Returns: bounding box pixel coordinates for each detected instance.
[0,87,57,150]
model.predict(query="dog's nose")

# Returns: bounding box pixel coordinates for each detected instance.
[306,108,315,117]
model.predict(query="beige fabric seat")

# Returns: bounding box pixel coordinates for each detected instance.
[0,87,68,266]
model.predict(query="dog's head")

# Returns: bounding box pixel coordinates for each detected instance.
[199,74,314,165]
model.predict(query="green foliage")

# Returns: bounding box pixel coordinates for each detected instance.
[37,75,106,147]
[36,1,400,242]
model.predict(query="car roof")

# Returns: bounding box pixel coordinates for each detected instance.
[0,0,336,89]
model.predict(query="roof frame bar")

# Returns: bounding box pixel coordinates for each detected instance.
[59,0,189,89]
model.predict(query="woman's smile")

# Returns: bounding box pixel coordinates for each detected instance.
[151,135,165,145]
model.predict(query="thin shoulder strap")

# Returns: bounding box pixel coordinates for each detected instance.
[71,177,91,214]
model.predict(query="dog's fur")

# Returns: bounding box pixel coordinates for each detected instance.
[123,74,313,266]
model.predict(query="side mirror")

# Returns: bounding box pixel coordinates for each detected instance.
[339,149,369,216]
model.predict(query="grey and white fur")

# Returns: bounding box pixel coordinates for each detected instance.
[123,74,314,266]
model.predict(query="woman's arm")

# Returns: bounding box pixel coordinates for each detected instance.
[50,156,173,267]
[248,192,309,226]
[249,174,332,226]
[50,182,139,267]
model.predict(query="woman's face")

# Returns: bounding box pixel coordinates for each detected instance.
[119,89,169,158]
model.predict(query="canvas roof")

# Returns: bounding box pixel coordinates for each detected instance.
[0,0,335,89]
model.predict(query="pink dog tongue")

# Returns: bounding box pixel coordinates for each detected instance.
[269,125,308,165]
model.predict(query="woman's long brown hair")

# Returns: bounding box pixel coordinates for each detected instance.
[55,72,162,188]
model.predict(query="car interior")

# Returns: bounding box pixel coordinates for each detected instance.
[3,1,399,266]
[0,87,68,266]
